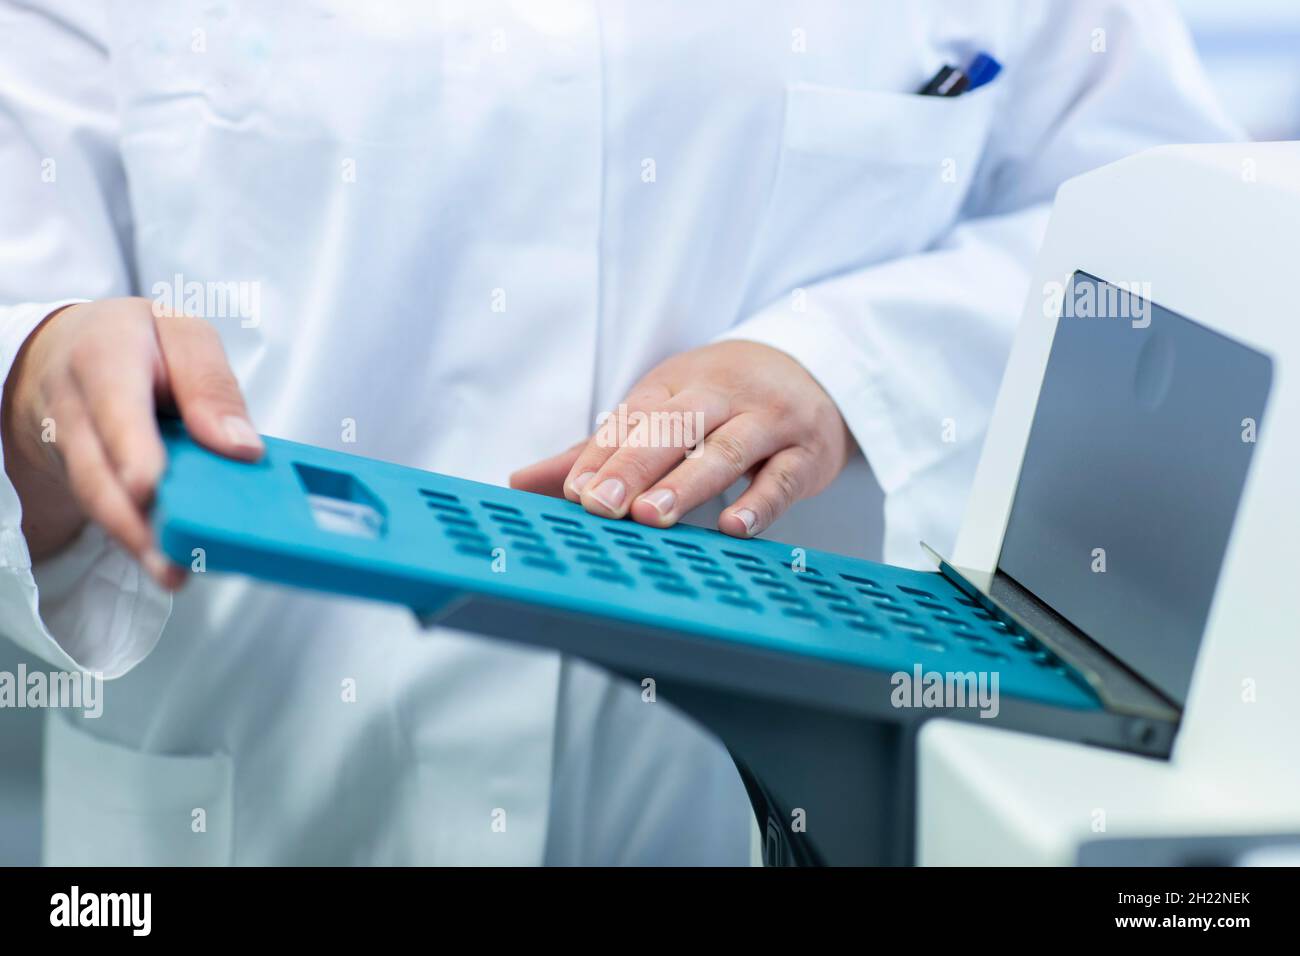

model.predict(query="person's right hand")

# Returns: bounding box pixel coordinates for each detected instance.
[0,297,264,588]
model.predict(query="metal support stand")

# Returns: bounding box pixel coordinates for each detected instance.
[660,683,918,866]
[424,596,1170,867]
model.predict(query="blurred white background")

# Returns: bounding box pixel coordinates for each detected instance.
[1,1,1297,865]
[1178,0,1300,139]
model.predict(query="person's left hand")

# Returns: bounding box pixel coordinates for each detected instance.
[510,340,854,538]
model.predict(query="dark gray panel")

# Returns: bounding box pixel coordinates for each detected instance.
[1078,833,1300,866]
[998,272,1271,706]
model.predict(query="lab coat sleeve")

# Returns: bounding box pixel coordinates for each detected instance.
[716,0,1241,563]
[0,0,172,677]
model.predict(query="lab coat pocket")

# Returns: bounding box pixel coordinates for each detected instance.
[43,710,234,865]
[108,0,273,134]
[741,82,998,313]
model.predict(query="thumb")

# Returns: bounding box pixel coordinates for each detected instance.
[153,312,264,461]
[509,441,586,497]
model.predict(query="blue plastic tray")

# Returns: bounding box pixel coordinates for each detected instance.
[154,420,1099,711]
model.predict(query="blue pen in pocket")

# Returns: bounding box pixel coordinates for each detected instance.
[918,50,1001,97]
[964,52,1002,90]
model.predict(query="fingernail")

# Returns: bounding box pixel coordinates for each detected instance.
[222,415,263,452]
[639,488,676,517]
[589,477,625,511]
[143,549,177,586]
[118,466,154,503]
[734,508,758,536]
[570,471,596,495]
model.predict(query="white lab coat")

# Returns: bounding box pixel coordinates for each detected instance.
[0,0,1236,864]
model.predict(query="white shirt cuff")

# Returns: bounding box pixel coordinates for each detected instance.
[714,301,913,495]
